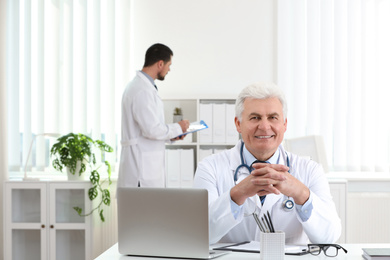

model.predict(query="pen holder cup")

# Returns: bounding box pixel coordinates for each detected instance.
[260,231,285,260]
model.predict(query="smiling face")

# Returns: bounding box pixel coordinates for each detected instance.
[235,97,287,161]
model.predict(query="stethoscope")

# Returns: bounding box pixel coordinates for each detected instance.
[234,141,295,212]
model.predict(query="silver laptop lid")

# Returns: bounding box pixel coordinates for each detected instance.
[117,187,210,259]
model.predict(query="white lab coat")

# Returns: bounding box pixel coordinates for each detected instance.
[118,71,183,188]
[193,141,341,245]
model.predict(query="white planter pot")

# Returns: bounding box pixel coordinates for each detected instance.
[173,115,183,123]
[67,161,85,180]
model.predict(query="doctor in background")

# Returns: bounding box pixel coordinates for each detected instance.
[118,43,190,188]
[193,82,341,244]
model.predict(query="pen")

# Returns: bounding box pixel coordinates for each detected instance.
[254,213,266,232]
[261,216,270,233]
[266,211,275,233]
[263,214,272,233]
[253,213,265,232]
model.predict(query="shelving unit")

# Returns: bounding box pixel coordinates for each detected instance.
[163,98,239,187]
[163,98,239,161]
[4,181,92,260]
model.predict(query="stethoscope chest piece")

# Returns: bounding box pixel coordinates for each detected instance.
[282,198,295,211]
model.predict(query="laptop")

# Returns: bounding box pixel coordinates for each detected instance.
[117,187,228,259]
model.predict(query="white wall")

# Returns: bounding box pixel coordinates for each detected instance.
[130,0,276,99]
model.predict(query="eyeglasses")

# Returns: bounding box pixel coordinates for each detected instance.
[307,244,348,257]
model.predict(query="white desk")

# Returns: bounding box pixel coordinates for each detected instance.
[95,243,390,260]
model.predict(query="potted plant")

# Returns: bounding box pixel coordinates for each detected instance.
[173,107,183,123]
[50,133,114,222]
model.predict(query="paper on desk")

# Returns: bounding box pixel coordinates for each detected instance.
[214,241,308,255]
[176,120,209,138]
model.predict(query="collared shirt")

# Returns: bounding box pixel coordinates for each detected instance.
[139,70,157,90]
[230,143,313,221]
[243,145,279,166]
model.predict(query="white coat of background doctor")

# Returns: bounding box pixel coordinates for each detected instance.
[118,43,190,188]
[193,82,341,244]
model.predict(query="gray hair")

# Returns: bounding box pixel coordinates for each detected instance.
[235,82,288,121]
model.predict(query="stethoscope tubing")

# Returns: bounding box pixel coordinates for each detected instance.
[233,141,251,182]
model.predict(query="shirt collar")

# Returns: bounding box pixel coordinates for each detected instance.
[242,142,280,166]
[139,70,157,89]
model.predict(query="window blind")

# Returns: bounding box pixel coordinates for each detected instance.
[277,0,390,172]
[7,0,132,174]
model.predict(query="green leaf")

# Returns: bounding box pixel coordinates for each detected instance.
[99,209,105,222]
[80,162,86,175]
[102,189,111,206]
[90,170,100,185]
[96,140,114,153]
[105,161,112,185]
[52,158,63,172]
[92,153,96,165]
[88,186,98,200]
[73,206,83,215]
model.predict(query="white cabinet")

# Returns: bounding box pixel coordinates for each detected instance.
[328,179,347,243]
[4,181,92,260]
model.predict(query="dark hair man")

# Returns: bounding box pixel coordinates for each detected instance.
[118,43,190,188]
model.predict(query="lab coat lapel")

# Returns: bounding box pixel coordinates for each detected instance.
[229,141,244,170]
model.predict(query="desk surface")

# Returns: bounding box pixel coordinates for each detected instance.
[95,243,390,260]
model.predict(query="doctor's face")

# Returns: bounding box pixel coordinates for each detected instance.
[235,97,287,161]
[157,58,172,81]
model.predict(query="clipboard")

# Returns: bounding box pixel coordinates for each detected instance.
[213,241,309,255]
[176,120,209,138]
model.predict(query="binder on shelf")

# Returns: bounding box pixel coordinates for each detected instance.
[225,103,238,143]
[166,149,181,187]
[166,149,195,188]
[199,103,213,143]
[212,103,226,143]
[180,149,194,187]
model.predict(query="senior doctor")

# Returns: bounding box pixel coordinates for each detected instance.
[118,43,190,188]
[193,82,341,245]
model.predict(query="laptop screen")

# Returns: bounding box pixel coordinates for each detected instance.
[117,187,211,259]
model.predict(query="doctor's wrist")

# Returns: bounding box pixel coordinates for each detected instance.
[292,186,310,205]
[230,187,246,206]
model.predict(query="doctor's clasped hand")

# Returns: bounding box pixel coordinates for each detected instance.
[230,163,288,206]
[251,162,310,205]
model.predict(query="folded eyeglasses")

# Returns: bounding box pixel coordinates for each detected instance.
[307,244,348,257]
